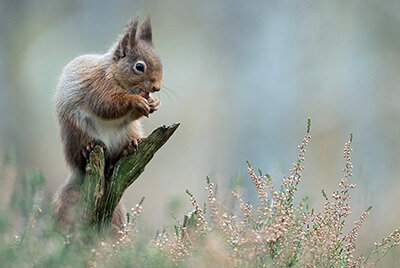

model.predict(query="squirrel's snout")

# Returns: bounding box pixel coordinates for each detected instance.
[152,86,161,92]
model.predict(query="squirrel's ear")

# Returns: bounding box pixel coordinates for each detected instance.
[113,17,139,61]
[138,15,152,44]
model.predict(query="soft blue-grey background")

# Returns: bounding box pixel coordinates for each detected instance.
[1,0,399,263]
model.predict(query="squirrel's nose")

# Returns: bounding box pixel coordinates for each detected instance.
[152,86,160,92]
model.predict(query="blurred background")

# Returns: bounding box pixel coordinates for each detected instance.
[1,0,399,264]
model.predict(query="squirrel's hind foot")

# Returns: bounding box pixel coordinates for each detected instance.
[121,137,146,157]
[82,140,106,159]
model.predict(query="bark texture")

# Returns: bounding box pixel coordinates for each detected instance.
[80,123,179,235]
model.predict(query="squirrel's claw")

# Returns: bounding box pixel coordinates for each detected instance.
[134,96,150,117]
[148,96,161,113]
[82,140,106,159]
[121,137,146,156]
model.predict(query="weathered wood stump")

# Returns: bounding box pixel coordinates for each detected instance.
[80,123,179,235]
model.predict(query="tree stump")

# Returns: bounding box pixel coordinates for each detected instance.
[80,123,179,236]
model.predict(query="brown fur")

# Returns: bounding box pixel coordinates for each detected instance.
[53,16,162,237]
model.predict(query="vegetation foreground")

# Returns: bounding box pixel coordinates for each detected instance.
[0,120,399,267]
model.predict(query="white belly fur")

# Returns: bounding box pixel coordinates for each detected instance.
[80,108,142,156]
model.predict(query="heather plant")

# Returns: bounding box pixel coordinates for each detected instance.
[152,120,400,267]
[0,120,399,267]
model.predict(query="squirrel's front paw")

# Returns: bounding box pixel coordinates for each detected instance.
[132,96,150,117]
[82,140,106,159]
[148,96,161,113]
[121,137,146,156]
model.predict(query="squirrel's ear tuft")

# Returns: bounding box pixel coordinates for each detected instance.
[138,15,152,44]
[113,17,139,61]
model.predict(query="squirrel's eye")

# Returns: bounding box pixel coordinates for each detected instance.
[134,61,146,73]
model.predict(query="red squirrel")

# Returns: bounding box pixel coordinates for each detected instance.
[53,16,162,235]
